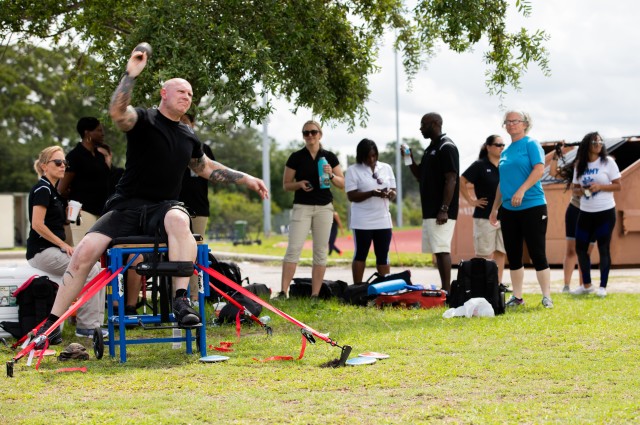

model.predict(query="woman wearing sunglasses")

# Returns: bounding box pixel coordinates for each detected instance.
[570,132,621,297]
[26,146,105,342]
[345,138,396,284]
[460,135,506,284]
[278,120,345,299]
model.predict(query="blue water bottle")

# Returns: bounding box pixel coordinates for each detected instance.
[318,156,330,189]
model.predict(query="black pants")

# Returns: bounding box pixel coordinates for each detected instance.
[328,221,341,255]
[500,204,549,271]
[576,207,616,287]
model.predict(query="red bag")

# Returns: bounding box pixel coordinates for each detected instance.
[375,289,446,309]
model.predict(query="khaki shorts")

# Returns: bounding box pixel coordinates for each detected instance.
[284,203,334,265]
[422,218,456,254]
[473,218,506,256]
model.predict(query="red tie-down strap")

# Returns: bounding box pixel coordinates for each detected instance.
[198,263,351,364]
[252,334,307,362]
[209,341,234,352]
[55,367,87,373]
[11,268,122,367]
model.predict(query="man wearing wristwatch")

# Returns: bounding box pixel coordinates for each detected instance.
[405,112,459,292]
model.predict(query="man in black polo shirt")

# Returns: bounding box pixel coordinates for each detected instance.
[36,46,268,345]
[405,113,459,292]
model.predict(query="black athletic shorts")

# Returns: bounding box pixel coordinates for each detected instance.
[89,199,191,242]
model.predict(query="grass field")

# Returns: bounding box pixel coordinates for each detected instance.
[2,293,639,424]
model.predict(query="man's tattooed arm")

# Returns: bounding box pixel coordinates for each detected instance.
[189,156,207,174]
[190,157,246,184]
[109,74,138,132]
[208,160,245,184]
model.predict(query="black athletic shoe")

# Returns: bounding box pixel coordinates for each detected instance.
[34,319,62,349]
[124,305,138,316]
[172,296,201,328]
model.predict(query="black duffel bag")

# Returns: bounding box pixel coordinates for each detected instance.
[289,278,348,300]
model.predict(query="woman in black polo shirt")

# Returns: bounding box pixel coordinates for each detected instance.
[277,120,345,299]
[27,146,105,341]
[460,135,506,283]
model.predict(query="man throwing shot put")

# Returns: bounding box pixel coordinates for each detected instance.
[36,45,268,345]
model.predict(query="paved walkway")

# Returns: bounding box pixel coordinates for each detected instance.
[4,249,639,295]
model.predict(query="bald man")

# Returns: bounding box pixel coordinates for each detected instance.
[36,47,268,346]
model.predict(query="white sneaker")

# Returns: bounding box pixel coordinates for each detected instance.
[596,287,607,297]
[570,285,595,295]
[75,328,108,338]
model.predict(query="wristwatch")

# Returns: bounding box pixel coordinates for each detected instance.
[440,205,449,212]
[329,173,335,180]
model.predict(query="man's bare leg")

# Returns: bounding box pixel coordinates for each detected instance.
[165,209,199,326]
[51,233,113,317]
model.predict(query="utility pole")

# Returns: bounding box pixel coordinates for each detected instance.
[262,94,271,237]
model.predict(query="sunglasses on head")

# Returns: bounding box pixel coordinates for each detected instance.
[372,172,383,185]
[302,129,320,137]
[48,159,68,167]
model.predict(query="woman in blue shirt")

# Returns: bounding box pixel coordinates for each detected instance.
[489,111,553,309]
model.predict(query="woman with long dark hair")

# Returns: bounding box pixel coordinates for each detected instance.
[570,132,621,297]
[460,135,506,283]
[549,144,595,293]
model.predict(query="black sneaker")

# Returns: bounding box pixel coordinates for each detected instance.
[35,319,62,349]
[124,305,138,316]
[172,296,201,328]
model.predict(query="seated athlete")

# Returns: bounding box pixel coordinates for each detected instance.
[36,45,268,346]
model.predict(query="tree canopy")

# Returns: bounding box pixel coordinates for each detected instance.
[0,0,549,130]
[0,43,110,192]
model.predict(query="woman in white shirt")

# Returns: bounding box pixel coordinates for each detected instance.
[345,139,397,283]
[571,132,621,297]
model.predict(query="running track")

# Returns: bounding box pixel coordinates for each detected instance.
[304,228,422,253]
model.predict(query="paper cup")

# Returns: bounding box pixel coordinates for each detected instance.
[67,200,82,222]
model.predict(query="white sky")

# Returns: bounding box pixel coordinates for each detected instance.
[261,0,640,170]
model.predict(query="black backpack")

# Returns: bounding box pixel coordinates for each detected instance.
[0,275,58,339]
[448,258,505,315]
[207,253,242,299]
[216,291,262,324]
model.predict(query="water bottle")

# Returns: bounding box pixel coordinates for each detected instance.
[172,329,182,349]
[259,315,271,325]
[318,156,330,189]
[402,144,412,166]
